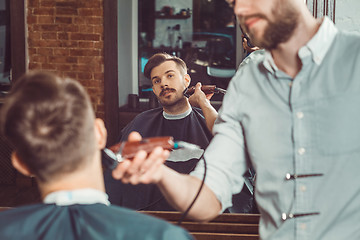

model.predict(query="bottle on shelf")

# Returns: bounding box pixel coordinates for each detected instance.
[169,26,175,48]
[177,36,183,49]
[173,24,181,49]
[163,26,173,47]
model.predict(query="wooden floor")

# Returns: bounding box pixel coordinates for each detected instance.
[0,184,41,207]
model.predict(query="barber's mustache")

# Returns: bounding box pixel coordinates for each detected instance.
[160,88,176,96]
[240,14,268,32]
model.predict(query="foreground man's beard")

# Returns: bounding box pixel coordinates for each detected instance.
[249,0,299,50]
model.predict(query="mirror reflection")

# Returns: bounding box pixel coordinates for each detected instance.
[110,0,256,215]
[138,0,239,102]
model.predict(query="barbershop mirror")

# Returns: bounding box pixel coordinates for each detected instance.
[0,0,11,87]
[0,0,26,98]
[0,0,26,90]
[0,0,26,187]
[110,0,336,213]
[137,0,243,102]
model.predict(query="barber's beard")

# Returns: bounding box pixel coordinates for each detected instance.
[249,0,299,50]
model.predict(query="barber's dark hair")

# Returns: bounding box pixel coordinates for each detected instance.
[0,71,96,183]
[144,53,187,81]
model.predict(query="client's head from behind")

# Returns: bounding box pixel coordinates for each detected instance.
[0,72,107,196]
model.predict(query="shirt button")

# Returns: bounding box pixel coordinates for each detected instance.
[314,56,321,64]
[296,112,304,119]
[289,82,293,87]
[298,148,306,155]
[300,185,307,192]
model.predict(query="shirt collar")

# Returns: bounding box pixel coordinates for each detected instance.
[302,16,338,65]
[163,107,192,120]
[263,51,278,74]
[43,188,110,206]
[262,16,338,72]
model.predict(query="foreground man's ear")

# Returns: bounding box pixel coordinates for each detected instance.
[11,152,33,177]
[94,118,107,149]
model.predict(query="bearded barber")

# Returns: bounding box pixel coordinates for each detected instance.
[112,0,360,239]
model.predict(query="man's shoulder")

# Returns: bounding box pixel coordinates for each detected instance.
[338,29,360,41]
[331,30,360,64]
[106,206,193,239]
[137,107,163,116]
[0,204,52,233]
[330,28,360,49]
[235,49,266,79]
[0,204,193,240]
[105,204,169,224]
[191,107,205,117]
[119,107,164,140]
[0,203,49,219]
[229,49,266,89]
[73,204,194,240]
[131,107,164,122]
[239,49,266,68]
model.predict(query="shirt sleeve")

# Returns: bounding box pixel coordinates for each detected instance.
[190,71,249,212]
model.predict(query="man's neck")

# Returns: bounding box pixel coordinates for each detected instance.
[163,98,191,115]
[270,12,320,78]
[38,155,105,200]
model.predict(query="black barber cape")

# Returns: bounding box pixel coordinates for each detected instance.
[0,203,193,240]
[119,107,212,149]
[104,107,212,211]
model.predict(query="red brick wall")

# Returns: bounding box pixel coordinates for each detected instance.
[27,0,105,119]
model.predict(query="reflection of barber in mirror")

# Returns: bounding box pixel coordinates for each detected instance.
[0,71,193,240]
[103,53,218,211]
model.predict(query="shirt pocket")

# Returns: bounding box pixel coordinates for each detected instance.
[314,93,360,155]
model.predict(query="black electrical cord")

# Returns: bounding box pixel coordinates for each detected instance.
[137,160,199,211]
[177,152,207,225]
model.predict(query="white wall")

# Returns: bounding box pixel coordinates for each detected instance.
[118,0,136,106]
[335,0,360,34]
